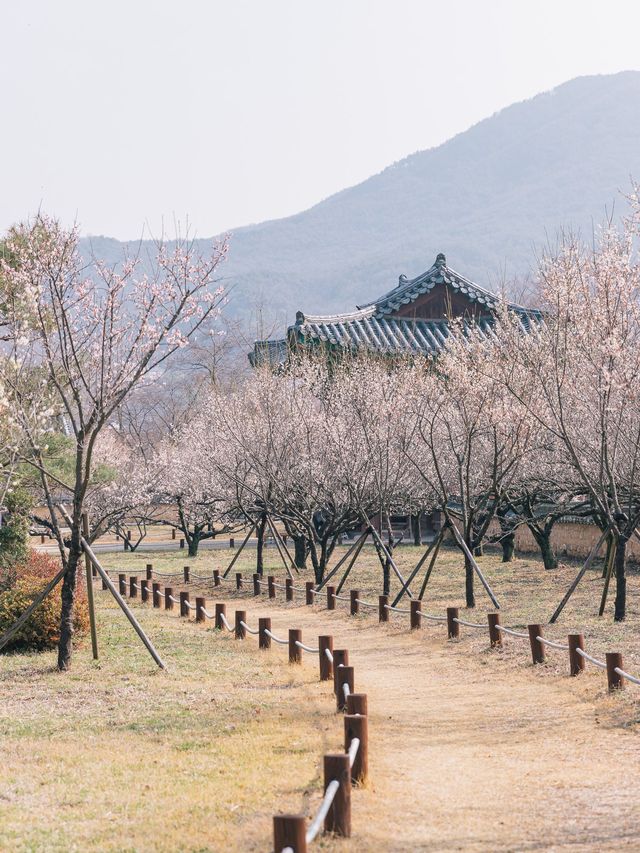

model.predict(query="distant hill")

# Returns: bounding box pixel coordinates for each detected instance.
[81,71,640,322]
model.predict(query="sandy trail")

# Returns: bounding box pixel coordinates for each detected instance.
[236,596,640,852]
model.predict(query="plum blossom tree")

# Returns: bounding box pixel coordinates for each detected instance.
[0,215,227,668]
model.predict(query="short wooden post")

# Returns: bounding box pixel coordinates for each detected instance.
[179,538,185,549]
[305,581,314,605]
[236,572,243,590]
[273,814,307,853]
[379,594,389,622]
[285,577,293,601]
[327,585,336,610]
[528,624,545,664]
[323,754,351,837]
[289,629,302,663]
[259,616,272,649]
[195,596,206,623]
[344,713,368,784]
[253,573,261,595]
[268,575,276,599]
[140,579,149,603]
[40,533,45,544]
[235,610,246,639]
[336,665,354,712]
[171,528,176,540]
[319,635,333,681]
[568,633,585,676]
[350,590,359,615]
[118,574,127,595]
[410,599,421,629]
[129,576,137,598]
[213,569,221,587]
[447,606,459,639]
[488,613,502,647]
[180,591,190,617]
[183,565,190,583]
[346,693,367,716]
[333,649,349,695]
[215,602,227,630]
[146,564,153,580]
[606,652,625,690]
[230,537,235,549]
[152,582,162,608]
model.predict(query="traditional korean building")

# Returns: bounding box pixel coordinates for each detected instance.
[249,252,541,367]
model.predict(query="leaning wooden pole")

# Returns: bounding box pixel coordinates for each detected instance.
[265,515,294,579]
[391,534,439,607]
[368,523,412,596]
[57,505,166,669]
[222,522,256,578]
[316,528,370,590]
[268,516,298,574]
[446,518,500,609]
[550,525,610,624]
[82,512,99,660]
[335,529,370,595]
[418,530,444,600]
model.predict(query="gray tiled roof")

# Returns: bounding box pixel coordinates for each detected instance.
[248,338,289,368]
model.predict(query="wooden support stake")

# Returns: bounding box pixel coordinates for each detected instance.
[550,526,610,623]
[289,629,302,663]
[379,595,389,622]
[268,575,276,599]
[118,574,127,595]
[447,607,459,639]
[488,613,502,647]
[259,617,272,649]
[305,581,314,605]
[336,665,354,712]
[179,591,190,617]
[350,590,359,616]
[528,624,545,664]
[82,512,99,660]
[196,597,206,623]
[286,577,293,602]
[344,713,368,784]
[273,815,307,853]
[235,610,246,639]
[327,585,336,610]
[165,587,173,610]
[319,635,333,680]
[606,652,624,690]
[346,693,367,716]
[323,754,351,837]
[410,599,421,629]
[129,576,138,598]
[332,649,349,695]
[152,582,162,608]
[568,633,585,676]
[215,602,227,630]
[222,522,256,578]
[236,572,243,590]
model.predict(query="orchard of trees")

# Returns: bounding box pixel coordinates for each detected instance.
[1,204,640,669]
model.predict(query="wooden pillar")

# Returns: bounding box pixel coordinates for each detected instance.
[333,650,349,695]
[327,585,336,610]
[488,613,502,647]
[195,596,206,623]
[286,577,293,602]
[447,607,459,639]
[410,599,421,629]
[568,633,585,676]
[305,582,314,605]
[179,591,190,617]
[344,713,368,784]
[140,579,149,603]
[215,602,227,630]
[289,629,302,663]
[152,582,162,608]
[319,635,333,681]
[346,693,367,716]
[118,574,127,595]
[164,587,173,610]
[183,565,190,583]
[350,590,359,616]
[253,573,260,595]
[213,569,221,587]
[235,610,246,639]
[146,564,153,580]
[273,815,307,853]
[129,576,137,598]
[259,617,271,649]
[268,575,276,599]
[528,624,545,664]
[606,652,625,690]
[323,754,351,836]
[236,572,243,590]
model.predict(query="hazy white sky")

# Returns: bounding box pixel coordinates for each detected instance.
[3,0,640,240]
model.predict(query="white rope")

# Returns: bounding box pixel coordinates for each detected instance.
[354,598,378,608]
[239,620,259,635]
[271,581,288,590]
[295,640,319,653]
[576,648,607,669]
[264,628,288,645]
[453,617,486,629]
[185,601,196,610]
[305,779,340,844]
[614,667,640,685]
[325,648,334,663]
[343,681,351,699]
[168,595,181,604]
[384,604,411,614]
[347,737,360,769]
[202,607,215,619]
[495,625,529,639]
[536,635,570,651]
[219,612,234,632]
[332,592,351,602]
[416,610,447,622]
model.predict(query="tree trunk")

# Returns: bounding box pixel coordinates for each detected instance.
[613,534,627,622]
[188,533,200,557]
[256,512,267,576]
[464,552,475,608]
[58,529,81,671]
[293,535,308,570]
[529,526,558,571]
[501,532,515,562]
[411,513,421,547]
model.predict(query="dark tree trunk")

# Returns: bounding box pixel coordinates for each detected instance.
[58,533,81,671]
[464,552,475,608]
[256,512,268,576]
[614,534,627,622]
[473,544,483,558]
[411,513,421,547]
[529,526,558,571]
[293,535,308,570]
[501,533,515,562]
[188,533,200,557]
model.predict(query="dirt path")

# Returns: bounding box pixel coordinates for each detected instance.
[236,597,640,852]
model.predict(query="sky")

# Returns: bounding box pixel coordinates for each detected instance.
[3,0,640,241]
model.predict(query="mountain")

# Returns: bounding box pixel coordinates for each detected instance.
[81,71,640,322]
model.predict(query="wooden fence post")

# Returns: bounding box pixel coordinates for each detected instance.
[179,538,185,549]
[171,528,176,540]
[146,564,153,580]
[235,610,246,639]
[286,577,293,602]
[273,815,307,853]
[327,586,336,610]
[379,595,389,622]
[527,624,545,664]
[164,587,173,610]
[268,575,276,599]
[319,635,333,681]
[129,576,137,598]
[336,665,354,712]
[344,713,368,784]
[213,569,221,587]
[333,650,349,695]
[179,591,190,617]
[350,590,359,616]
[323,754,351,837]
[215,602,227,630]
[289,629,302,663]
[196,597,206,623]
[183,565,190,583]
[346,693,367,716]
[140,579,149,603]
[118,574,127,595]
[236,572,243,590]
[488,613,502,647]
[447,607,459,639]
[152,582,162,608]
[253,573,260,596]
[305,582,314,605]
[410,599,421,629]
[259,617,271,649]
[606,652,625,690]
[568,633,585,675]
